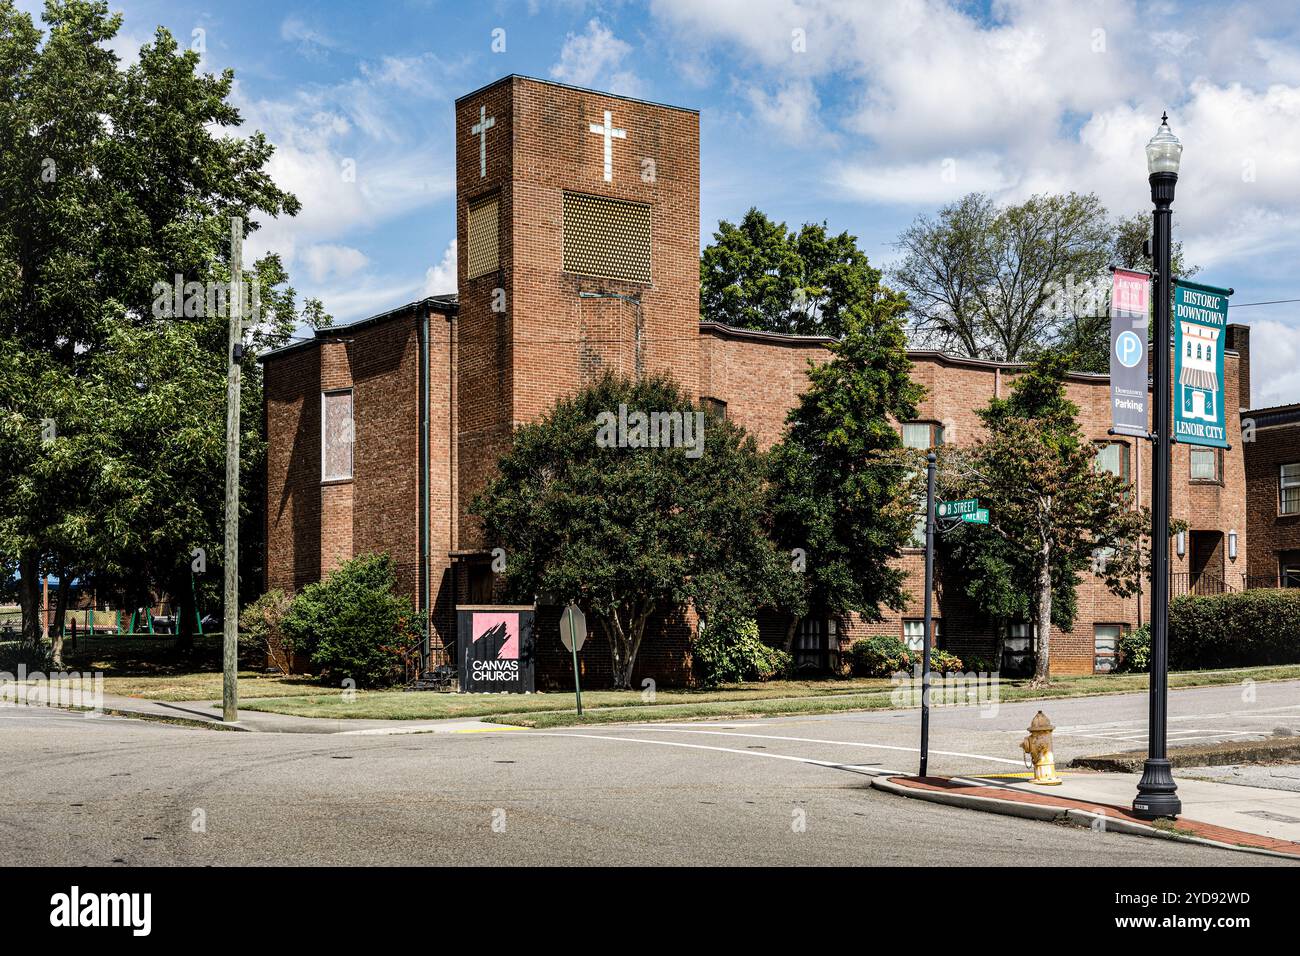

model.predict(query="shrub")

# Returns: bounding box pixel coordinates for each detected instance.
[1117,624,1150,673]
[281,554,421,688]
[239,589,295,674]
[1169,588,1300,670]
[849,635,964,677]
[850,636,910,676]
[694,617,791,686]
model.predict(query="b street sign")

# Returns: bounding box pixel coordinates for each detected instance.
[1173,279,1232,449]
[937,498,979,518]
[1109,269,1150,437]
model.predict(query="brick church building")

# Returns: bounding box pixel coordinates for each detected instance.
[261,74,1254,684]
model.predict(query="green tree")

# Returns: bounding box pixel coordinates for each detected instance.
[767,294,925,651]
[700,207,883,337]
[891,192,1111,361]
[0,1,323,657]
[472,372,791,688]
[1052,212,1198,373]
[939,354,1148,682]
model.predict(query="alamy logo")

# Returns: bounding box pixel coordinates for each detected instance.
[49,886,151,936]
[595,404,705,459]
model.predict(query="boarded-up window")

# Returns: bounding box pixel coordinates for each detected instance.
[322,390,353,481]
[563,191,651,283]
[466,196,499,279]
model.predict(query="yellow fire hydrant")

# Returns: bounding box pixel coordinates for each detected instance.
[1020,711,1062,785]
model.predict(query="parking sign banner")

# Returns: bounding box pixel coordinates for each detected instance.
[1109,268,1150,437]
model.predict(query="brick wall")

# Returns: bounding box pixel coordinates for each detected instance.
[1243,408,1300,584]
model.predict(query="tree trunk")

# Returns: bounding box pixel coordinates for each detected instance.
[1032,543,1053,685]
[50,567,71,669]
[782,615,799,654]
[18,552,42,654]
[175,566,196,652]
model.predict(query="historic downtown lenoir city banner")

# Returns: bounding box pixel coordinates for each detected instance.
[1173,278,1232,448]
[1109,268,1151,437]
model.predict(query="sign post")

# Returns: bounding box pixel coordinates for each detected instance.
[920,452,936,778]
[559,602,587,717]
[1173,279,1232,449]
[1109,268,1151,438]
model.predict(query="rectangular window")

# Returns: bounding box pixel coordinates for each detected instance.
[466,196,500,279]
[902,619,941,652]
[701,396,727,420]
[902,422,943,449]
[321,390,354,482]
[1094,441,1129,481]
[907,512,927,549]
[1281,463,1300,515]
[1094,624,1123,674]
[562,191,652,283]
[1283,564,1300,589]
[1190,447,1220,482]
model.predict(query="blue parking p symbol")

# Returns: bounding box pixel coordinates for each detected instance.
[1115,330,1144,368]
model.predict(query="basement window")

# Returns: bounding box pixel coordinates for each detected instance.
[322,390,354,482]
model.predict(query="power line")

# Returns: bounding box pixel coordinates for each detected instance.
[1230,298,1300,308]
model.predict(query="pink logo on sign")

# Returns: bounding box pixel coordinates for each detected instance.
[1113,270,1149,314]
[472,612,519,660]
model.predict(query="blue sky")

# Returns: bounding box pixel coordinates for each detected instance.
[19,0,1300,405]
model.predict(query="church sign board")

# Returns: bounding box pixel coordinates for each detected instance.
[457,606,536,693]
[1173,279,1232,449]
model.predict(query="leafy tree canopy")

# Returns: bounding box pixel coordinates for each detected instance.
[700,207,883,338]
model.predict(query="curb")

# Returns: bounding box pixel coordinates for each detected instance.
[870,776,1300,861]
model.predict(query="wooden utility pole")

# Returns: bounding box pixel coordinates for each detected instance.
[222,217,243,723]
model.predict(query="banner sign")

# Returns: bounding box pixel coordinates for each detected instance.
[1109,269,1150,437]
[458,606,535,693]
[1173,279,1231,448]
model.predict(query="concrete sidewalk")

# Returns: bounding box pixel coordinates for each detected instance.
[875,770,1300,859]
[90,693,520,735]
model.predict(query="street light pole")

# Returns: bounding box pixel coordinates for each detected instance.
[1134,114,1182,820]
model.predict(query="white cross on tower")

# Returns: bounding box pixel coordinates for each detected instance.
[588,110,626,182]
[472,105,495,179]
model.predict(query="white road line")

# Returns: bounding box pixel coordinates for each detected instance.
[532,732,904,775]
[576,726,1026,766]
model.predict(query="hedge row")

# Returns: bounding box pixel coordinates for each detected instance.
[1168,588,1300,670]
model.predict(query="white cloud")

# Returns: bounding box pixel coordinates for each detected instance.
[1248,319,1300,408]
[300,244,370,283]
[550,19,642,95]
[835,154,1014,205]
[422,241,457,297]
[746,80,828,141]
[280,16,336,59]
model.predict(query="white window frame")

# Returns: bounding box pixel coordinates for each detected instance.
[1190,446,1219,482]
[903,619,941,652]
[1094,624,1123,674]
[1281,463,1300,516]
[321,389,354,483]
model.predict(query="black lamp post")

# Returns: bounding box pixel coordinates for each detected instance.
[1133,113,1183,820]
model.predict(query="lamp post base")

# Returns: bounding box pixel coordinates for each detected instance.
[1133,758,1182,819]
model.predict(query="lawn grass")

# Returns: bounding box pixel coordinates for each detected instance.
[51,635,322,702]
[233,663,1300,726]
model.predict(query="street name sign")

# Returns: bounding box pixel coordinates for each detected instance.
[962,508,990,525]
[937,498,979,518]
[1173,279,1231,449]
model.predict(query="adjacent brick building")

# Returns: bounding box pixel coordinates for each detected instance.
[1242,403,1300,589]
[261,74,1256,684]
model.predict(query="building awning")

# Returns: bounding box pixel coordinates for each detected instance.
[1180,366,1218,391]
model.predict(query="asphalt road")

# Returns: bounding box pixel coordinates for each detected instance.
[0,680,1296,866]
